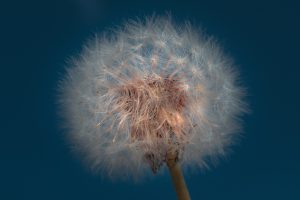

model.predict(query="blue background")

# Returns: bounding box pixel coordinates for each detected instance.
[1,0,299,199]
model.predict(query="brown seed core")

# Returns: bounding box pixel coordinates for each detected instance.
[115,75,188,172]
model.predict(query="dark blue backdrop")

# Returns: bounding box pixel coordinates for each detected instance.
[1,0,299,199]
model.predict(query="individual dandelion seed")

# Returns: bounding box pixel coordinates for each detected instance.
[58,15,247,200]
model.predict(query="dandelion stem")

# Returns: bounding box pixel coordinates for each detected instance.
[167,154,191,200]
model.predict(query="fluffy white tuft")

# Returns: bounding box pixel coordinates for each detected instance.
[58,16,247,180]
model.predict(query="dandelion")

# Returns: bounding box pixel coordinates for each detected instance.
[58,15,247,200]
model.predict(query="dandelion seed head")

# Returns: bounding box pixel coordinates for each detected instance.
[58,15,247,179]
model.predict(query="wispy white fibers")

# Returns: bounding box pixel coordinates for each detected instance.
[58,15,247,180]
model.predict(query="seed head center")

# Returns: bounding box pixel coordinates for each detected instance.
[116,75,188,142]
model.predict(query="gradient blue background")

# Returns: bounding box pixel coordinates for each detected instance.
[1,0,299,199]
